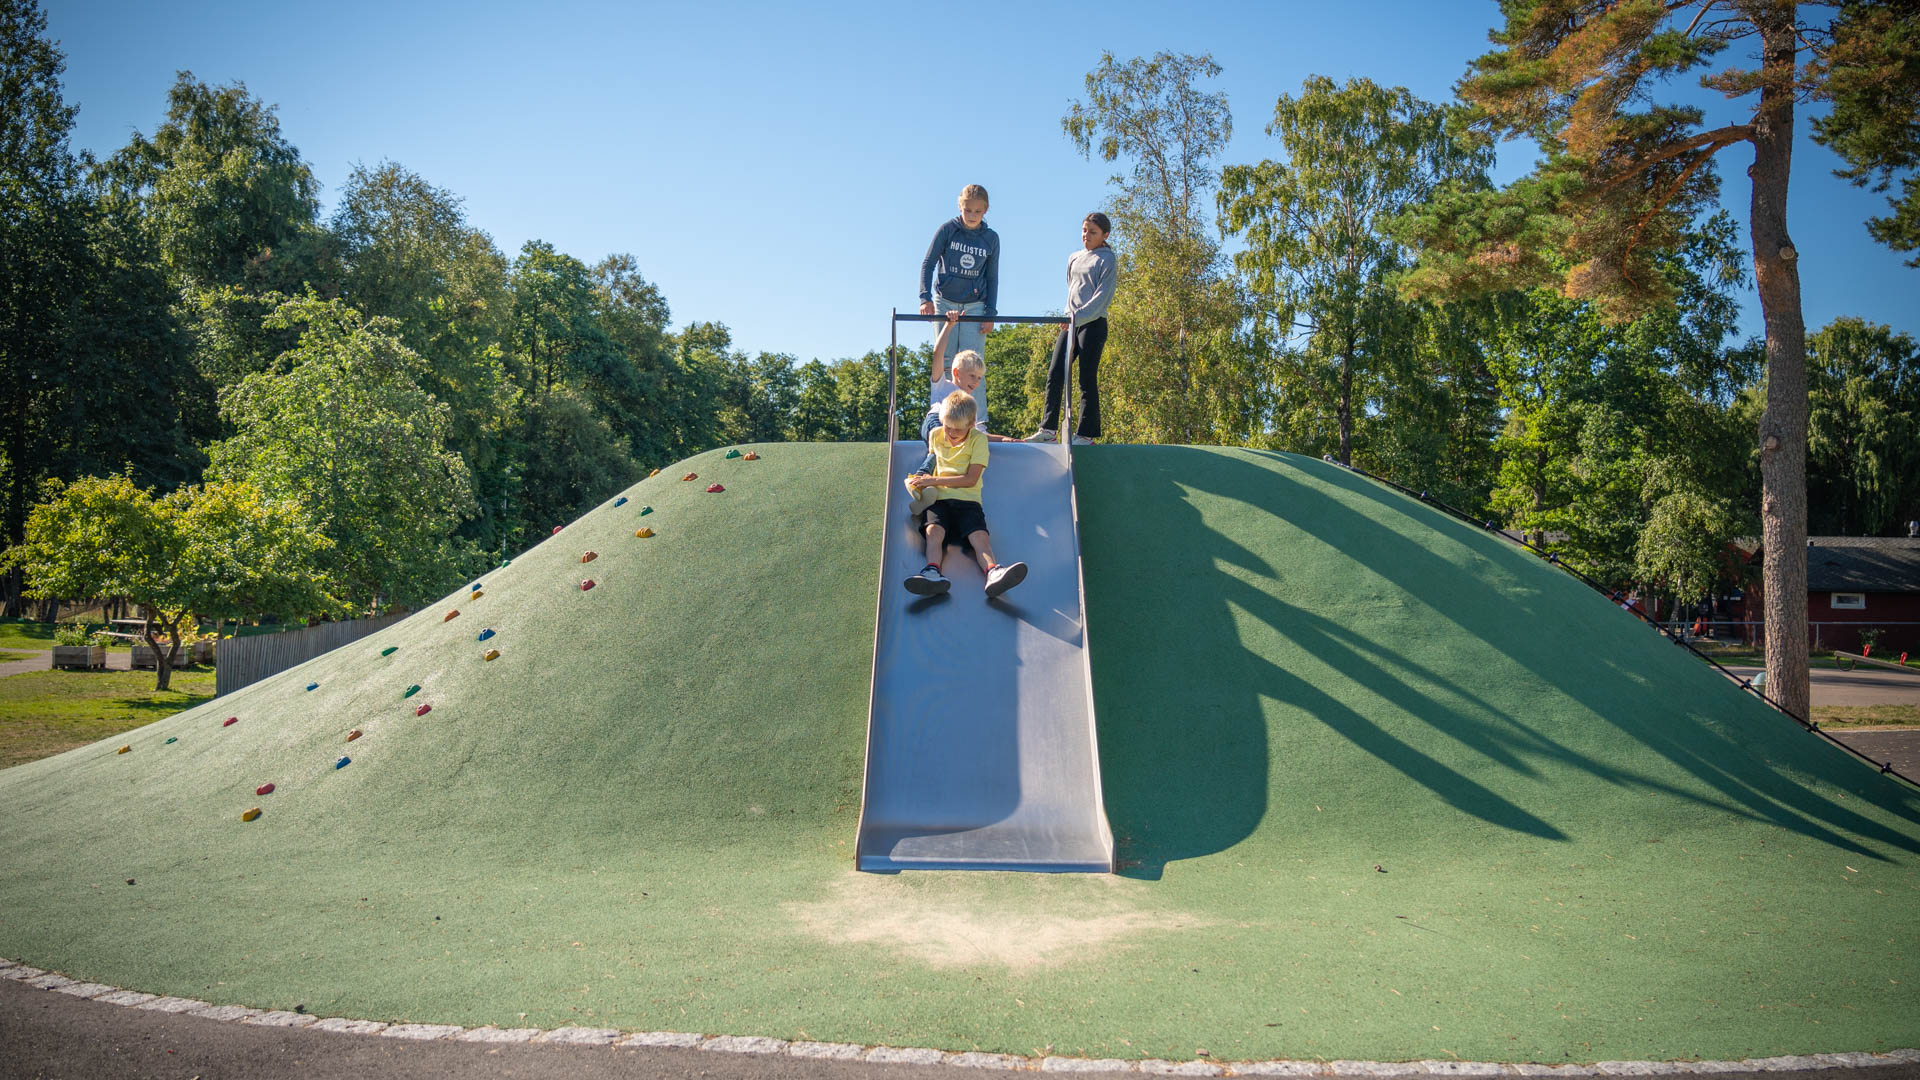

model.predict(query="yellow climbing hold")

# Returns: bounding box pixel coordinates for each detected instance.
[470,589,484,601]
[116,745,130,755]
[634,527,654,538]
[483,648,500,661]
[649,468,660,477]
[241,807,262,822]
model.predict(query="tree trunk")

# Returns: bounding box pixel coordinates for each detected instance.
[1752,8,1811,719]
[1337,348,1355,465]
[141,605,179,693]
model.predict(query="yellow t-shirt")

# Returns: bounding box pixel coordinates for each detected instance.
[930,427,989,502]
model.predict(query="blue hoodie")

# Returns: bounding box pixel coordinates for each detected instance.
[919,217,1000,316]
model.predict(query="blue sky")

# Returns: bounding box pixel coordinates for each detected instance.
[45,0,1917,364]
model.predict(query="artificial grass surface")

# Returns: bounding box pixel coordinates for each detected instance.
[0,668,216,769]
[0,444,1914,1064]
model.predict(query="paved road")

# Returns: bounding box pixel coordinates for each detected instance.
[1718,665,1920,707]
[0,649,140,678]
[4,980,1916,1080]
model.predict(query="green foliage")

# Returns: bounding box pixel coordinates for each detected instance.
[4,472,336,688]
[1805,317,1920,535]
[1812,0,1920,264]
[51,621,92,647]
[206,295,475,608]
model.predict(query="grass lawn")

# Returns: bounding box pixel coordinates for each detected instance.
[0,668,215,769]
[1811,704,1920,727]
[0,619,58,651]
[0,650,33,664]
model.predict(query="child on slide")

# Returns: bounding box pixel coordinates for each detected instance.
[903,390,1028,600]
[909,310,1013,515]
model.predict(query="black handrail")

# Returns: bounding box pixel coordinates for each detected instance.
[887,312,1070,443]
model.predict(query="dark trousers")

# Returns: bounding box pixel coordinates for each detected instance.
[1041,317,1106,438]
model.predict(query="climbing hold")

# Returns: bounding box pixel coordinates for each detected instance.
[380,646,397,657]
[581,550,598,563]
[681,472,698,481]
[706,483,725,493]
[634,527,654,538]
[334,756,350,770]
[483,648,500,662]
[471,581,483,591]
[256,783,275,796]
[242,808,262,822]
[743,451,759,461]
[649,468,660,477]
[580,579,597,591]
[222,716,238,727]
[306,682,318,692]
[116,745,130,755]
[404,684,420,698]
[477,628,495,642]
[639,505,653,516]
[614,496,628,507]
[164,737,177,744]
[444,609,460,622]
[470,589,484,601]
[725,448,742,459]
[499,559,510,568]
[346,730,362,743]
[552,525,563,535]
[415,703,432,717]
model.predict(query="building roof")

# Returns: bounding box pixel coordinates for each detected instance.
[1806,538,1920,592]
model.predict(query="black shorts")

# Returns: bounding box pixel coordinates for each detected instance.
[924,498,989,548]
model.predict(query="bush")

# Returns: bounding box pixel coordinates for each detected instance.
[52,622,94,647]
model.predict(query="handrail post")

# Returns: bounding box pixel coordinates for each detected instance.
[887,309,898,443]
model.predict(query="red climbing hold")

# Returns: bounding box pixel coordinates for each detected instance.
[223,716,238,727]
[580,579,597,591]
[256,783,275,796]
[552,525,563,535]
[415,703,432,716]
[707,483,725,493]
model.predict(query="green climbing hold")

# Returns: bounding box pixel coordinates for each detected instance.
[381,646,397,657]
[404,684,420,698]
[164,737,177,744]
[640,505,653,516]
[725,448,743,459]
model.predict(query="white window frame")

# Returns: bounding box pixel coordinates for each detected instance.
[1830,592,1866,610]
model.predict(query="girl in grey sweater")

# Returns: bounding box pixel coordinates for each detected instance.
[1028,213,1116,444]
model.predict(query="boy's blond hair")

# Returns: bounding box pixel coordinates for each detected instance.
[958,184,989,208]
[940,389,977,426]
[953,349,984,377]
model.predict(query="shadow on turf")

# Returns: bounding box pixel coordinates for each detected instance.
[1084,447,1920,880]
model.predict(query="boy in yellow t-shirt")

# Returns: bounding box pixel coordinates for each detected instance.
[903,390,1028,599]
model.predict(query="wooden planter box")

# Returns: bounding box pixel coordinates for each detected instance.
[51,645,106,671]
[192,640,214,664]
[131,645,190,670]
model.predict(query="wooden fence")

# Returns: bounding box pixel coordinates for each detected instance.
[215,612,409,697]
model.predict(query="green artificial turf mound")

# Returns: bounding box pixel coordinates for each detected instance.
[0,444,1914,1064]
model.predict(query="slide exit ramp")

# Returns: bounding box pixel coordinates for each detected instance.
[854,313,1114,873]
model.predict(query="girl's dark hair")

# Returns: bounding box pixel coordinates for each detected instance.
[1084,212,1112,235]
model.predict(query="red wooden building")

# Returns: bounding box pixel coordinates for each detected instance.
[1735,536,1920,654]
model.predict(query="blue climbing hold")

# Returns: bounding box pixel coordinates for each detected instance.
[306,682,318,692]
[335,756,350,769]
[470,581,483,591]
[478,628,495,642]
[614,496,628,507]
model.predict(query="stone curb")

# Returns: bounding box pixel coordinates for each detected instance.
[2,958,1914,1075]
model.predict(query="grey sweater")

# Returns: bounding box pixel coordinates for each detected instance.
[1065,245,1116,326]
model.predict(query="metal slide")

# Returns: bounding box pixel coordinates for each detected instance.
[855,438,1114,872]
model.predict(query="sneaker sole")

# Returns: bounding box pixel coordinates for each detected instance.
[904,576,951,597]
[984,563,1027,599]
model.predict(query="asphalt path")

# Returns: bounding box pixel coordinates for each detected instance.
[4,979,1919,1080]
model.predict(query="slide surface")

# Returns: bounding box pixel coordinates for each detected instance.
[856,440,1114,872]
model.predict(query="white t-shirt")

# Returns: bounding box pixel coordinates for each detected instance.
[929,377,989,433]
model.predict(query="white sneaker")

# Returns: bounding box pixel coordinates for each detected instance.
[1070,434,1096,445]
[984,561,1028,599]
[905,565,950,596]
[1024,428,1058,443]
[905,480,938,515]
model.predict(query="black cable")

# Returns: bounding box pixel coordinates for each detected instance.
[1318,456,1920,791]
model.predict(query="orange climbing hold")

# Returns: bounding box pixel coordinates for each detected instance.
[743,451,760,460]
[581,550,598,563]
[346,730,362,743]
[634,527,654,538]
[241,807,262,822]
[649,468,660,477]
[706,483,725,493]
[444,609,460,622]
[483,648,500,661]
[256,783,275,796]
[681,472,698,481]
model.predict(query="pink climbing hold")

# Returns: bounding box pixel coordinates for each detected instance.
[707,483,725,493]
[581,579,597,591]
[256,783,275,796]
[415,703,432,717]
[222,716,238,727]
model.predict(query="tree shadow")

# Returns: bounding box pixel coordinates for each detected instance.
[1077,446,1920,881]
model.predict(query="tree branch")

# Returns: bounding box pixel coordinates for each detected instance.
[1592,123,1754,191]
